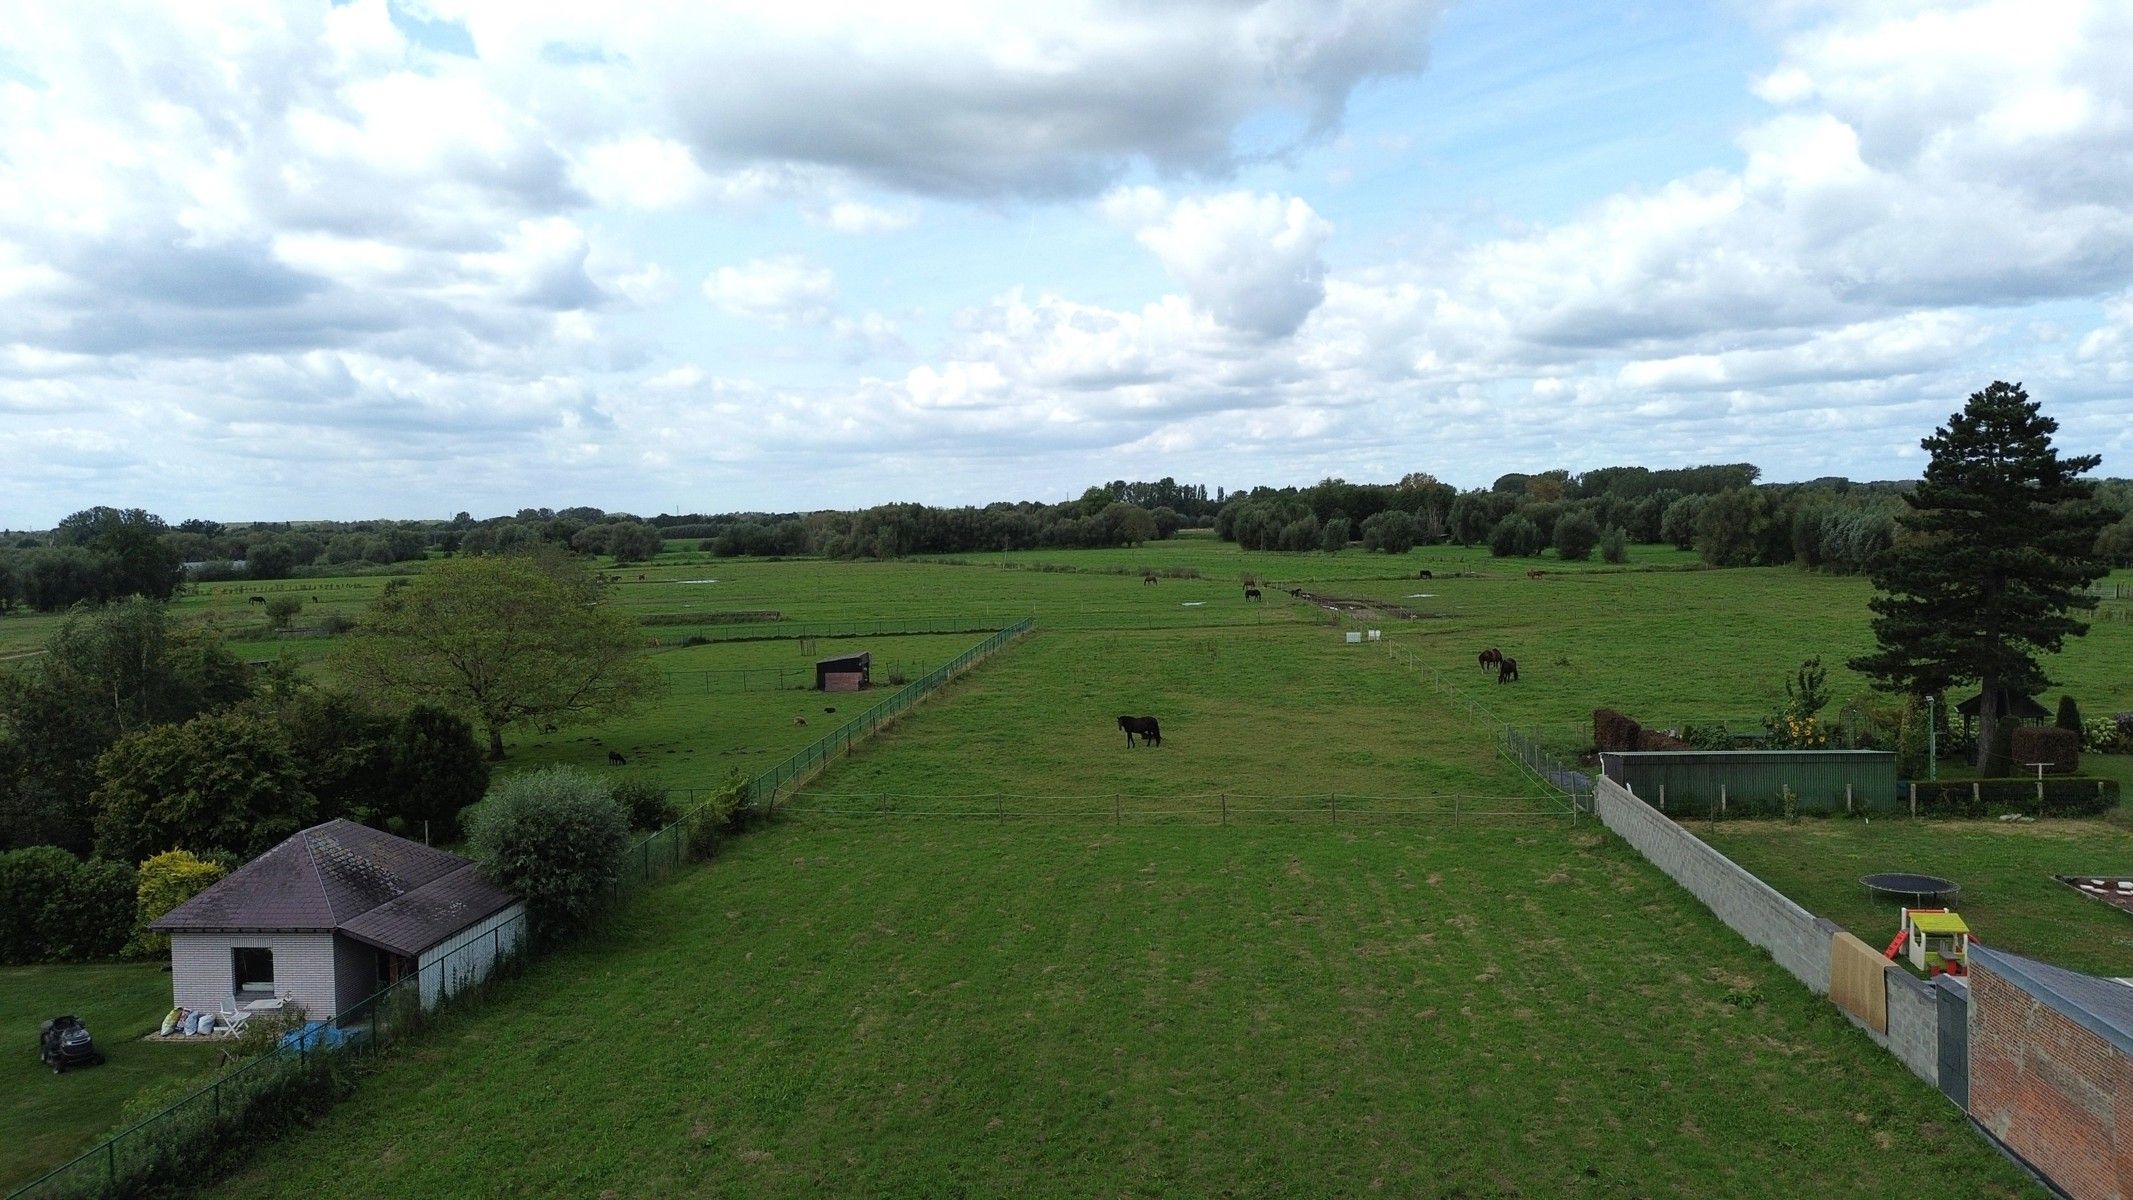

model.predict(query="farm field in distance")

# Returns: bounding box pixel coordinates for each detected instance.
[9,538,2131,1196]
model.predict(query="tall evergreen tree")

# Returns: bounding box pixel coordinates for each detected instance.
[1849,382,2109,773]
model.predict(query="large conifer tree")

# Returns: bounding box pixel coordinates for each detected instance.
[1850,382,2109,773]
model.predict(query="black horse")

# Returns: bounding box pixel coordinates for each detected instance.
[1497,657,1519,684]
[1243,587,1262,601]
[1117,715,1162,747]
[1478,647,1502,671]
[1417,569,1433,580]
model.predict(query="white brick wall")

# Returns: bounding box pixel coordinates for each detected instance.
[170,931,341,1022]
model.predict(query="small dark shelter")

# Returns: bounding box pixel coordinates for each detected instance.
[816,652,871,692]
[1954,689,2050,741]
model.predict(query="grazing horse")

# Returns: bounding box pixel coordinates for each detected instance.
[1497,657,1520,684]
[1526,569,1545,580]
[1143,574,1159,586]
[1478,647,1502,671]
[1417,569,1433,580]
[1117,715,1163,747]
[1244,586,1263,601]
[608,750,628,765]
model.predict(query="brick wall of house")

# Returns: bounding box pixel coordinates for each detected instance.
[1969,964,2133,1200]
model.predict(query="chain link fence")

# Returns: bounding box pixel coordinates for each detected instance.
[778,789,1570,823]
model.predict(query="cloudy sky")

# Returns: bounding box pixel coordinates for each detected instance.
[3,0,2131,525]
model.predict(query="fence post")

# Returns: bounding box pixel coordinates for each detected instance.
[1719,784,1727,816]
[1910,781,1918,817]
[1115,793,1121,826]
[1657,783,1665,813]
[1221,794,1227,825]
[1330,794,1337,825]
[1845,784,1854,814]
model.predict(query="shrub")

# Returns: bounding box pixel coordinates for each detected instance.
[1358,510,1420,554]
[1912,776,2118,818]
[0,847,138,963]
[1634,728,1690,751]
[2010,725,2080,774]
[383,706,489,842]
[1487,514,1543,557]
[681,774,751,862]
[1599,527,1628,564]
[2079,716,2128,753]
[130,849,228,957]
[2055,694,2082,732]
[1593,709,1641,753]
[467,768,628,937]
[1552,512,1601,562]
[612,776,676,831]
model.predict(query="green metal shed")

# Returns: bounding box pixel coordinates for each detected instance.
[1599,750,1898,816]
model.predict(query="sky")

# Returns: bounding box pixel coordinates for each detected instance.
[2,0,2131,525]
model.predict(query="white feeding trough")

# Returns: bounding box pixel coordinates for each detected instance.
[678,579,721,585]
[1180,601,1205,607]
[1344,631,1362,644]
[1368,629,1382,641]
[1405,593,1435,599]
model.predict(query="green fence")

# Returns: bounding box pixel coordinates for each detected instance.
[10,911,529,1200]
[645,615,1023,645]
[615,618,1036,889]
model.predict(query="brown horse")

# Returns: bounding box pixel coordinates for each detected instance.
[1117,715,1163,747]
[1478,648,1502,671]
[1497,657,1519,684]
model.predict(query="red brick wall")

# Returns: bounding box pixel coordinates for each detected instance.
[1969,964,2133,1200]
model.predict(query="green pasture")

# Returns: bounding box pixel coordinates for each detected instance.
[0,964,223,1190]
[213,823,2036,1200]
[1702,818,2133,978]
[918,530,1707,582]
[786,625,1552,815]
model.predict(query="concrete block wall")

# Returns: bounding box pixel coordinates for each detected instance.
[1882,968,1942,1084]
[1594,777,1835,994]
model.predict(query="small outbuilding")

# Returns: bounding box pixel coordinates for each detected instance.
[1599,749,1898,816]
[816,652,871,692]
[151,820,524,1025]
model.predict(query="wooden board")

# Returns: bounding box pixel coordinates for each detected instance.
[1829,931,1889,1033]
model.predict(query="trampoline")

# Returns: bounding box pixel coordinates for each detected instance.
[1861,873,1961,904]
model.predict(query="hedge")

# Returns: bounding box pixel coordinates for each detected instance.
[2009,725,2079,774]
[1911,776,2120,819]
[0,847,138,963]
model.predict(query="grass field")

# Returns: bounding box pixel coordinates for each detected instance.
[0,964,223,1189]
[212,823,2036,1200]
[1701,818,2133,978]
[6,541,2130,1197]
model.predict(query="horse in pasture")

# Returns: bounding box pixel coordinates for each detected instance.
[1526,569,1545,580]
[248,595,266,605]
[1417,570,1433,580]
[608,750,628,765]
[1117,715,1163,747]
[1478,648,1502,671]
[1244,587,1263,601]
[1497,657,1520,684]
[1143,574,1159,585]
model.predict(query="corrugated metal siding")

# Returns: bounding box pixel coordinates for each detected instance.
[169,931,342,1021]
[415,904,526,1010]
[1599,751,1899,815]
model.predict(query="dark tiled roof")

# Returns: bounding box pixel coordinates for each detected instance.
[339,864,519,958]
[1971,945,2133,1055]
[152,820,483,936]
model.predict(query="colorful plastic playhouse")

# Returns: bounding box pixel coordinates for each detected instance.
[1882,908,1972,977]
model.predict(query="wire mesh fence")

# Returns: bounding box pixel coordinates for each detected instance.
[653,658,934,694]
[614,618,1037,891]
[644,614,1024,645]
[1375,644,1589,815]
[776,789,1572,824]
[11,911,529,1200]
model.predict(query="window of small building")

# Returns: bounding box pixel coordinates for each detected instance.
[232,947,275,995]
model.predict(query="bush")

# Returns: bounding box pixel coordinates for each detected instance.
[1593,709,1641,753]
[680,774,751,862]
[1358,510,1420,554]
[130,849,228,958]
[1912,776,2118,818]
[0,847,138,963]
[1487,514,1543,557]
[2055,694,2082,732]
[2010,725,2080,774]
[383,706,489,842]
[1553,513,1601,562]
[612,776,676,831]
[2079,716,2128,753]
[467,768,628,937]
[1599,527,1628,564]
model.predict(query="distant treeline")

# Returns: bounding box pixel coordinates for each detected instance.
[4,471,2129,614]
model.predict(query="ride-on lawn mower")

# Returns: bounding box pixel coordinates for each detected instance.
[39,1015,106,1074]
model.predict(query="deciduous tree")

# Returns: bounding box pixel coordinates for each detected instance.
[335,551,655,759]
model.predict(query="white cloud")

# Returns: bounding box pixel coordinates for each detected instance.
[701,255,838,324]
[1112,189,1333,338]
[809,200,919,234]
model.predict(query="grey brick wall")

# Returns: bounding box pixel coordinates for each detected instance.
[1882,968,1941,1084]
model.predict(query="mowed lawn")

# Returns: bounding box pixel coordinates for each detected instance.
[215,823,2037,1200]
[1702,818,2133,978]
[788,625,1551,812]
[1,963,223,1189]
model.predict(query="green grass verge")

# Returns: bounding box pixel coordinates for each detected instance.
[0,963,224,1190]
[211,823,2037,1200]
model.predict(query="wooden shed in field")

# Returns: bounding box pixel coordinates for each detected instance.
[816,652,871,692]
